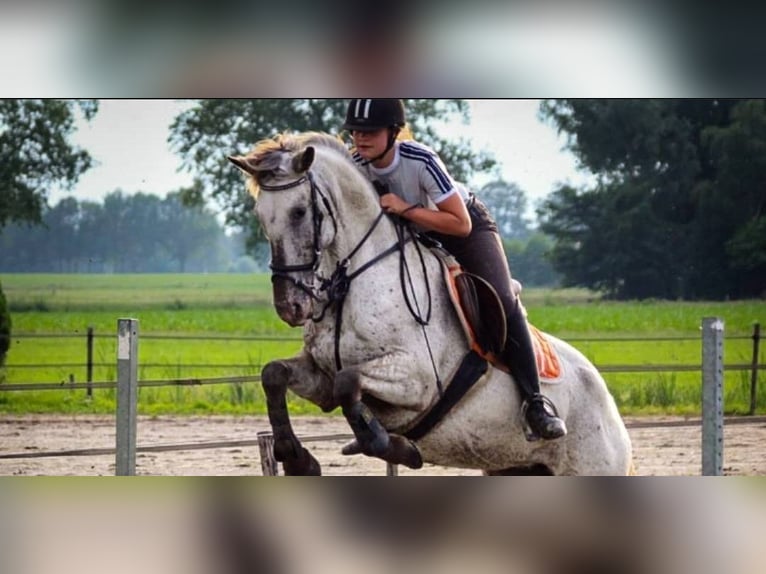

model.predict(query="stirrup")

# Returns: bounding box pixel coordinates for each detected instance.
[520,394,563,442]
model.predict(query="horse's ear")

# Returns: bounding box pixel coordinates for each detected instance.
[292,146,315,174]
[227,155,257,176]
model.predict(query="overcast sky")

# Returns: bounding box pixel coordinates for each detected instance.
[50,99,592,214]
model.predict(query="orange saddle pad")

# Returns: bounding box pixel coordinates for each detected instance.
[528,324,562,380]
[436,247,562,381]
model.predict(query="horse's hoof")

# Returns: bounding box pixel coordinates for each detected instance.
[305,454,322,476]
[387,435,423,470]
[273,438,300,462]
[343,437,422,470]
[341,439,363,456]
[282,447,322,476]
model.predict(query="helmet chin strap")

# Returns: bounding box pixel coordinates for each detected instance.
[360,127,399,167]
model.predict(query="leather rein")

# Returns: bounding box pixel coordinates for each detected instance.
[259,171,418,371]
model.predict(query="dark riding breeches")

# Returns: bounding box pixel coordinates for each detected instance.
[428,197,541,400]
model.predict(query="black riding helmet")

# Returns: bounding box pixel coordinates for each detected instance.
[343,99,406,132]
[343,99,406,165]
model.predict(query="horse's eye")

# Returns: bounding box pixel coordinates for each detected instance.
[290,206,307,222]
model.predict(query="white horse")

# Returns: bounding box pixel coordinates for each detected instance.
[229,132,633,475]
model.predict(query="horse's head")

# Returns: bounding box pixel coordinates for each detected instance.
[228,135,340,326]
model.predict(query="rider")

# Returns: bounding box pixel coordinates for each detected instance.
[342,98,567,441]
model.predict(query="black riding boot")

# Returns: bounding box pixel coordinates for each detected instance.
[503,300,567,441]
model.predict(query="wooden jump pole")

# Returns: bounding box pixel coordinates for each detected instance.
[256,431,399,476]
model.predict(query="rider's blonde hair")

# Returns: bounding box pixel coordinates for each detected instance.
[396,124,414,141]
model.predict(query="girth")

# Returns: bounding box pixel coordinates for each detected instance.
[404,350,488,441]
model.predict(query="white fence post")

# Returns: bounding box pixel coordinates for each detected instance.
[116,318,139,476]
[701,317,724,476]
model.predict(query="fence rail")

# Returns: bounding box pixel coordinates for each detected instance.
[3,365,765,393]
[8,331,758,342]
[0,317,762,476]
[10,332,303,341]
[3,323,763,413]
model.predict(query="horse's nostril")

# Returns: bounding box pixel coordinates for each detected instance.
[293,303,302,317]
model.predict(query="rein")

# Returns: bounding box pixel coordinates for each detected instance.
[259,170,420,371]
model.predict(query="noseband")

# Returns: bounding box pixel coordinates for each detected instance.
[259,171,337,279]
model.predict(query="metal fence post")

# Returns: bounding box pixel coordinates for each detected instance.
[86,326,94,398]
[116,319,139,476]
[701,317,724,476]
[750,322,761,416]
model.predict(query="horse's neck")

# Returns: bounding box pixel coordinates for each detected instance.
[321,189,400,276]
[316,169,396,273]
[316,155,414,280]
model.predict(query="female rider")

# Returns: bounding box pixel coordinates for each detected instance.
[342,98,567,441]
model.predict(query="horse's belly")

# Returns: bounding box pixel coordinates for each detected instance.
[411,375,533,470]
[404,367,631,474]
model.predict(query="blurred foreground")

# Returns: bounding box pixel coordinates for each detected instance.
[3,0,766,96]
[1,478,764,574]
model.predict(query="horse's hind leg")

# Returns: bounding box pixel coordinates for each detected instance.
[262,356,329,476]
[334,369,423,470]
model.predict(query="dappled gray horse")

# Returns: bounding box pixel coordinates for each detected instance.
[229,132,632,475]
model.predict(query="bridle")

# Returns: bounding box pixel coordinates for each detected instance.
[259,171,337,287]
[259,169,437,383]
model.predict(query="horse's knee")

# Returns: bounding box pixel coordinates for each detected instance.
[262,361,290,392]
[334,369,361,406]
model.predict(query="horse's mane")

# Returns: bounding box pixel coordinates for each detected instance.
[244,131,353,198]
[248,131,351,161]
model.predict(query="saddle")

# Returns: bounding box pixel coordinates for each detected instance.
[430,244,506,357]
[432,245,562,381]
[401,242,563,442]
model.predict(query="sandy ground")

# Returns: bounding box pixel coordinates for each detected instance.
[1,414,765,476]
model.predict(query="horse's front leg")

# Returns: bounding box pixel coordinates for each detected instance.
[334,368,423,470]
[261,352,334,476]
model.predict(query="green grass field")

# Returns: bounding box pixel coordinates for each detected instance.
[1,273,764,416]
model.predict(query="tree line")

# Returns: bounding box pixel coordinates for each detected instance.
[0,191,259,273]
[538,99,765,300]
[0,181,558,285]
[1,98,764,301]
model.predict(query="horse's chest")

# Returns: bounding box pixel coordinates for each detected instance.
[303,306,397,370]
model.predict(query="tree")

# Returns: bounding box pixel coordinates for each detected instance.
[538,181,684,299]
[168,99,496,245]
[0,100,98,337]
[701,100,766,297]
[539,99,764,300]
[0,279,9,370]
[0,99,98,229]
[504,233,561,288]
[476,179,531,240]
[0,191,240,273]
[159,190,227,272]
[44,197,82,272]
